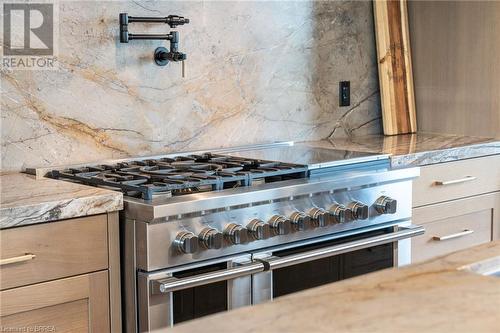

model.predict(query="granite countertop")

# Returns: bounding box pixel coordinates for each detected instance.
[300,132,500,168]
[0,173,123,229]
[169,241,500,333]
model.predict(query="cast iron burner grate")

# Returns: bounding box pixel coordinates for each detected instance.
[49,153,308,200]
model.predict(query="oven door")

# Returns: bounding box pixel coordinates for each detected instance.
[252,223,422,303]
[138,254,257,332]
[146,224,423,331]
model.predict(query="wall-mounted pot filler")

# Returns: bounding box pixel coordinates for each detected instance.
[119,13,189,76]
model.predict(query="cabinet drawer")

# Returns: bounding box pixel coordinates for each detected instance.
[0,271,109,333]
[411,193,499,263]
[413,155,500,207]
[0,215,108,290]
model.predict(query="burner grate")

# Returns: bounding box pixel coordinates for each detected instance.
[50,153,308,200]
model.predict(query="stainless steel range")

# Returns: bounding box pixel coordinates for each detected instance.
[48,142,423,332]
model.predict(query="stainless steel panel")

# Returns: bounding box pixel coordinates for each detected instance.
[394,221,413,267]
[227,256,253,309]
[138,180,414,270]
[139,254,252,331]
[124,168,419,221]
[138,272,172,332]
[263,225,424,270]
[122,218,138,333]
[227,145,388,170]
[149,225,423,296]
[252,252,274,305]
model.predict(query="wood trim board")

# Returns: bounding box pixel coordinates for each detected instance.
[373,0,417,135]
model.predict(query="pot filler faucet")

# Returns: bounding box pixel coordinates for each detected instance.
[119,13,189,76]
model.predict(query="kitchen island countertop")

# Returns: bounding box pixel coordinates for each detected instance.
[301,132,500,168]
[0,172,123,229]
[168,241,500,333]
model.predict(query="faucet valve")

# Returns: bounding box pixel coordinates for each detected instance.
[154,47,186,66]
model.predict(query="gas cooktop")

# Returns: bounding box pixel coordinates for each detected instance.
[49,152,308,200]
[47,144,389,201]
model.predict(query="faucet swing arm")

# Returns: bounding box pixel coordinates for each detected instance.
[119,12,188,68]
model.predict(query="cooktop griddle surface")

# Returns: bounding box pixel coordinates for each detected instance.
[228,146,387,170]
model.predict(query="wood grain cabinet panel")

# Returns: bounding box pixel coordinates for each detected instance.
[408,1,500,137]
[0,213,121,332]
[0,215,108,290]
[412,192,499,263]
[413,155,500,207]
[0,271,109,332]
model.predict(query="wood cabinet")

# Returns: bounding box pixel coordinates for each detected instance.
[412,155,500,262]
[413,155,500,207]
[412,193,499,262]
[1,271,109,333]
[0,215,108,290]
[0,213,121,333]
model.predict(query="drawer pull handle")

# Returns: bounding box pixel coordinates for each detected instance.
[0,253,36,266]
[432,229,474,241]
[435,176,477,186]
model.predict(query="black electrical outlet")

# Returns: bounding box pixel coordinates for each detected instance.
[339,81,350,107]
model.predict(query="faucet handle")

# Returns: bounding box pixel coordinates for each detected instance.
[172,52,186,62]
[166,15,190,28]
[154,48,186,63]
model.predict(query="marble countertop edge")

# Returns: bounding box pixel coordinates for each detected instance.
[300,132,500,168]
[0,173,123,229]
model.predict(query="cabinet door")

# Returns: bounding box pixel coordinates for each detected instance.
[0,271,110,333]
[412,192,499,263]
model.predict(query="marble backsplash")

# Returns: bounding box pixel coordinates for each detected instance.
[1,0,381,171]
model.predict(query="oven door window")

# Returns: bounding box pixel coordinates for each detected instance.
[172,262,228,324]
[272,228,394,298]
[273,244,341,298]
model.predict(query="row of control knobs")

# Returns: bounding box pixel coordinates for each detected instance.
[174,196,397,254]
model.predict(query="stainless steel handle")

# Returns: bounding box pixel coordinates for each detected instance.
[435,176,477,186]
[265,225,424,270]
[432,229,474,241]
[152,225,424,294]
[0,253,36,266]
[153,261,265,294]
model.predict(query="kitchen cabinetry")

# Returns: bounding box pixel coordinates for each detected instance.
[411,155,500,262]
[1,272,109,332]
[0,213,121,333]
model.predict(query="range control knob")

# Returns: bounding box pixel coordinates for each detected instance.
[289,212,311,231]
[308,208,329,227]
[247,219,271,240]
[329,203,347,223]
[268,215,292,235]
[174,231,199,254]
[375,196,397,214]
[199,227,223,249]
[347,201,369,220]
[224,223,248,245]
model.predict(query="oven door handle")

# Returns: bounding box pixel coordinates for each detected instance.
[152,261,265,294]
[264,225,424,270]
[152,225,424,294]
